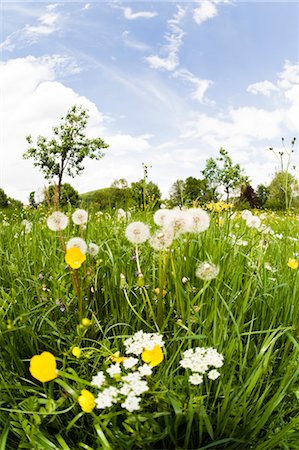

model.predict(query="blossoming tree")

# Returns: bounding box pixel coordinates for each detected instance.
[23,105,109,205]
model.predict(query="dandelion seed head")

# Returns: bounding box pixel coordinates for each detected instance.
[72,209,88,225]
[196,262,219,281]
[66,237,87,254]
[47,211,68,231]
[125,222,150,244]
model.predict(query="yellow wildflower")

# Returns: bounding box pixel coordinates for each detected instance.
[142,345,164,367]
[65,247,86,269]
[72,346,81,359]
[154,288,167,298]
[78,389,95,413]
[81,318,91,327]
[287,258,299,270]
[29,352,58,382]
[110,351,126,363]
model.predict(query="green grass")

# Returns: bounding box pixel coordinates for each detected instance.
[0,206,299,449]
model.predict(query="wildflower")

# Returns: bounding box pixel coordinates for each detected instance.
[107,363,121,378]
[66,237,87,254]
[189,373,203,385]
[71,346,81,359]
[123,357,139,369]
[87,242,99,257]
[180,347,224,373]
[78,389,95,413]
[81,318,91,327]
[29,352,58,382]
[246,215,261,229]
[287,258,299,270]
[125,222,150,244]
[91,371,106,388]
[208,369,221,380]
[124,331,164,356]
[182,276,189,284]
[72,209,88,225]
[154,288,167,298]
[117,208,127,221]
[153,209,173,226]
[22,219,32,233]
[142,345,164,367]
[47,211,68,231]
[241,210,252,220]
[196,262,219,281]
[149,230,173,251]
[187,208,210,233]
[95,386,119,409]
[65,247,86,269]
[121,394,141,412]
[138,364,153,376]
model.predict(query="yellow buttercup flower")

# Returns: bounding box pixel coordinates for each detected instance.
[78,389,95,413]
[72,346,81,359]
[111,351,126,363]
[65,247,86,269]
[81,318,91,327]
[29,352,58,382]
[142,345,164,367]
[287,258,299,270]
[154,288,167,298]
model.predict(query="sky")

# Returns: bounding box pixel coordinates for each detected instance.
[1,0,298,203]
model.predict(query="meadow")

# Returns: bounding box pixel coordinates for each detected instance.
[0,204,299,449]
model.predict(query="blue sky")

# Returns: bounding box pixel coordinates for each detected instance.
[1,1,298,202]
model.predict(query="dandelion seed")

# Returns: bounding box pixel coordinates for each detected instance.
[153,209,173,226]
[47,211,68,231]
[72,209,88,225]
[125,222,150,244]
[88,242,99,256]
[187,208,210,233]
[196,262,219,281]
[149,230,173,251]
[66,237,87,254]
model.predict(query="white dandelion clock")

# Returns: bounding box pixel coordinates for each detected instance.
[88,242,99,256]
[149,230,173,251]
[125,222,150,244]
[196,262,219,281]
[47,211,68,231]
[72,209,88,225]
[66,237,87,254]
[153,209,173,227]
[246,215,261,229]
[187,208,210,233]
[241,210,252,220]
[163,210,193,237]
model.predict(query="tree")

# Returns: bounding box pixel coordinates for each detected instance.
[202,148,247,202]
[237,184,259,209]
[256,184,269,208]
[266,171,299,210]
[44,183,80,207]
[131,180,161,210]
[169,179,185,207]
[0,188,9,208]
[23,105,109,205]
[110,178,129,189]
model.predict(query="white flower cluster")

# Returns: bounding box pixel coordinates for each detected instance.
[124,330,165,355]
[91,360,153,413]
[180,347,224,385]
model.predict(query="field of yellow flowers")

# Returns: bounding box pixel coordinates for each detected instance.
[0,205,299,449]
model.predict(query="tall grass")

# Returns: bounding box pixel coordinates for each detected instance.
[0,206,299,449]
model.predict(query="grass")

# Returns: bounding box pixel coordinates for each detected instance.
[0,205,299,449]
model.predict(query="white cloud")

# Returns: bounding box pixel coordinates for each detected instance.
[122,31,150,51]
[193,0,218,24]
[122,7,157,20]
[0,4,61,51]
[247,80,278,96]
[174,68,214,104]
[146,5,186,72]
[0,55,153,202]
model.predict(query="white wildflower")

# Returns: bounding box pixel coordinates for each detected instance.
[189,373,204,385]
[66,237,87,254]
[91,371,106,388]
[72,209,88,225]
[187,208,210,233]
[149,229,173,251]
[47,211,68,231]
[246,215,261,229]
[121,395,141,412]
[138,364,153,376]
[125,222,150,244]
[196,262,219,281]
[241,210,252,220]
[124,331,164,356]
[123,357,139,369]
[180,347,224,374]
[207,369,220,380]
[22,219,32,234]
[107,363,121,378]
[95,386,119,409]
[88,242,99,256]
